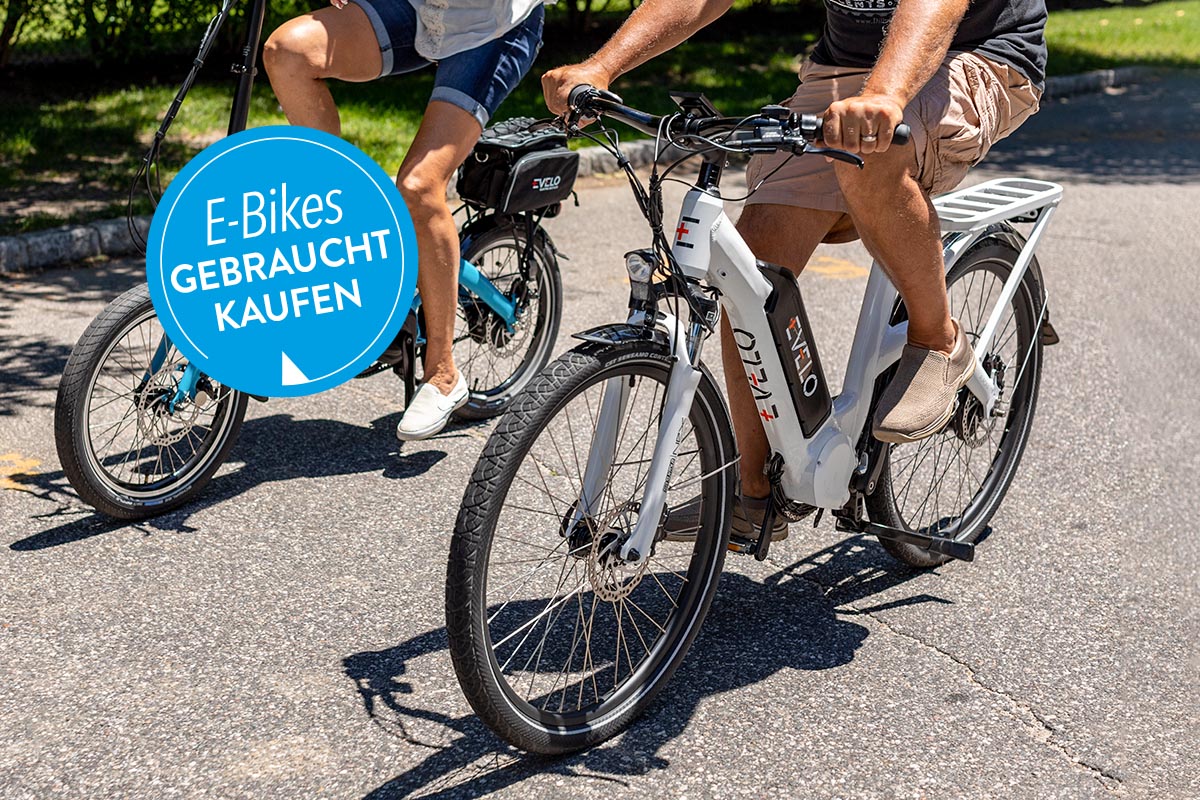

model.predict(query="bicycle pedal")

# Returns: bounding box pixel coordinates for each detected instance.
[726,535,757,555]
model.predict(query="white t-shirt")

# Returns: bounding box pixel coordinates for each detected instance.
[410,0,545,61]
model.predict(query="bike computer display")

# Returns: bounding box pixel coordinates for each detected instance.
[669,91,722,119]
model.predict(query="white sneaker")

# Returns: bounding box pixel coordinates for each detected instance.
[396,373,469,441]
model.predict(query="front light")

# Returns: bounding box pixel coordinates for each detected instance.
[624,249,656,284]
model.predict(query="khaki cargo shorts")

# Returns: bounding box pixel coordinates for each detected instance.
[744,50,1041,232]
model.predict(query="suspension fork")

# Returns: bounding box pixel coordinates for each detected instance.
[618,319,703,563]
[572,373,632,523]
[569,313,707,565]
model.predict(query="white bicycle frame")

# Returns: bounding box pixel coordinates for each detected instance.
[577,177,1062,564]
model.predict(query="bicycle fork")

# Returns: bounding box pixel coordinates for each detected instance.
[570,314,704,566]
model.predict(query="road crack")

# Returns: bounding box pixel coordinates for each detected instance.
[783,564,1124,792]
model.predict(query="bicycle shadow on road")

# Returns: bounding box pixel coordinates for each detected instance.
[7,411,448,550]
[345,536,949,799]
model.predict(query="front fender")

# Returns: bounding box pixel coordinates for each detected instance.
[571,322,671,350]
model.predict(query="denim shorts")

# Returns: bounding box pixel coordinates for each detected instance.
[348,0,544,128]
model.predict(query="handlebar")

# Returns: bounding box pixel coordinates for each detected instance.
[567,84,910,151]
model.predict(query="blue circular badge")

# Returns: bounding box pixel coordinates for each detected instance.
[146,126,417,398]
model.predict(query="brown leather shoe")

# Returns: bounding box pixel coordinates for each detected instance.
[873,318,977,444]
[661,494,788,546]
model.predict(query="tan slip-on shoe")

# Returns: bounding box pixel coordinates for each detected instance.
[873,318,977,444]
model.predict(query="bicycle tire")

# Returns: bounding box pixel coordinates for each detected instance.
[54,283,248,520]
[453,222,563,421]
[866,239,1045,568]
[447,340,736,753]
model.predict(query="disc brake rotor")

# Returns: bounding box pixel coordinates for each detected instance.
[586,504,650,602]
[135,366,201,446]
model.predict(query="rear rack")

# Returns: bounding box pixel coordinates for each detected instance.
[934,178,1063,231]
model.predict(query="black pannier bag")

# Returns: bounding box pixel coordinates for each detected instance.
[457,117,579,214]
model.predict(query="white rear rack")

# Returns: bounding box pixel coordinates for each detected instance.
[934,178,1063,231]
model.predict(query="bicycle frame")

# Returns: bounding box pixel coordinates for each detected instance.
[579,176,1062,565]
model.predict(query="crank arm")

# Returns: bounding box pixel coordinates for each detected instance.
[866,522,975,563]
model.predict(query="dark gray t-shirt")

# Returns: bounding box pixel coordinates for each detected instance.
[810,0,1048,91]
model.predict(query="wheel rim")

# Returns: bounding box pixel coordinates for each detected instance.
[885,256,1039,539]
[83,308,239,499]
[481,358,727,730]
[453,238,555,403]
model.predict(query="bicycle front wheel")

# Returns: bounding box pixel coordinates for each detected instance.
[447,340,736,754]
[54,283,248,520]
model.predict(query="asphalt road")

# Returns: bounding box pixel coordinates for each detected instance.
[2,72,1198,799]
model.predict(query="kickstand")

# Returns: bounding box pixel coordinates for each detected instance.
[403,336,417,408]
[753,492,778,562]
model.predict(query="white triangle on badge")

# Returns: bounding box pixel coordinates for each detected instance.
[280,351,311,386]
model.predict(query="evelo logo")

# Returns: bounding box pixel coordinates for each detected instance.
[733,328,781,423]
[146,126,417,398]
[531,175,562,191]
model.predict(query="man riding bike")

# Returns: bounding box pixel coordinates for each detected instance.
[543,0,1045,542]
[263,0,545,440]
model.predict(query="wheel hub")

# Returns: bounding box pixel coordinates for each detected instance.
[952,391,989,447]
[136,366,200,446]
[953,353,1007,447]
[585,505,649,602]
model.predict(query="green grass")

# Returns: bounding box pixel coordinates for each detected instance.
[2,2,1197,236]
[1047,1,1200,74]
[0,20,811,235]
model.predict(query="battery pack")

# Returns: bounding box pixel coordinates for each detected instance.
[759,261,832,438]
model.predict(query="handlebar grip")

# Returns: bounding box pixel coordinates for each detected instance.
[568,84,594,110]
[813,117,912,147]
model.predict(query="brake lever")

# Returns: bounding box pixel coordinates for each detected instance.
[796,144,865,169]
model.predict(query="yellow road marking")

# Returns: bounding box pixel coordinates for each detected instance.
[0,452,41,492]
[807,256,869,279]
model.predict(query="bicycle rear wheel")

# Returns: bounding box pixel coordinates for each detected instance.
[55,283,247,520]
[451,221,563,420]
[447,341,736,753]
[867,239,1045,568]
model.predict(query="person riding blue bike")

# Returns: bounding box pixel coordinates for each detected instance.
[543,0,1045,542]
[263,0,546,440]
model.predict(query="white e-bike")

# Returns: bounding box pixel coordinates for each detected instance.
[447,87,1061,753]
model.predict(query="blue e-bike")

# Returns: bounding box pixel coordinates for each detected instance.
[52,0,565,519]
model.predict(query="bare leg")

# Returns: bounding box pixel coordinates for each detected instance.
[261,5,383,135]
[833,145,955,354]
[263,9,479,396]
[396,101,484,394]
[729,204,847,498]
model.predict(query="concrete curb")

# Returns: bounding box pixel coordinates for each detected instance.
[1042,65,1152,99]
[1,217,150,275]
[0,65,1157,274]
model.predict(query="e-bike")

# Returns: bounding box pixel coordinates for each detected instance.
[446,86,1061,753]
